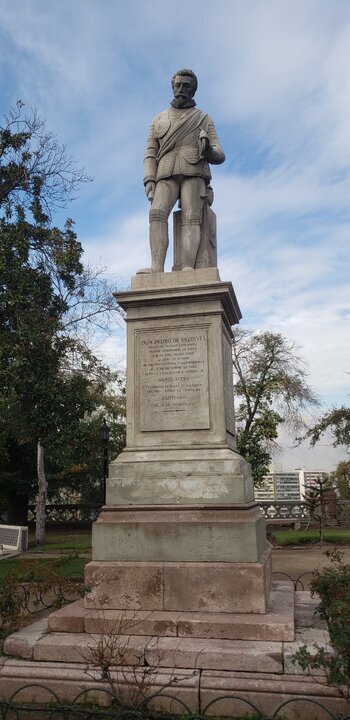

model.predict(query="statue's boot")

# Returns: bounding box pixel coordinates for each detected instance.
[180,222,201,270]
[136,216,168,274]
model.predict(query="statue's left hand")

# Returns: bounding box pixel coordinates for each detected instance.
[145,181,155,202]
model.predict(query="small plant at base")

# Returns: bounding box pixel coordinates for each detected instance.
[0,560,85,636]
[293,548,350,700]
[0,571,24,634]
[80,603,195,709]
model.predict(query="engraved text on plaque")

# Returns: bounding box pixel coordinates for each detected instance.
[138,328,210,431]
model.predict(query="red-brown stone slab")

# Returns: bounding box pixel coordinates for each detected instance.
[84,609,180,637]
[84,561,163,610]
[3,617,47,660]
[177,581,294,641]
[0,660,200,711]
[200,670,348,719]
[145,636,283,673]
[1,660,348,718]
[163,547,271,613]
[33,632,153,664]
[47,599,89,633]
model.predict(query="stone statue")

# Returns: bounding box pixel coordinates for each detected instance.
[137,69,225,274]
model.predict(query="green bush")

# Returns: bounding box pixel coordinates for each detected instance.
[0,556,85,637]
[293,548,350,697]
[0,571,24,635]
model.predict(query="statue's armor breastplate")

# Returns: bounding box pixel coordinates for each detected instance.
[153,111,171,139]
[155,109,211,181]
[143,107,225,185]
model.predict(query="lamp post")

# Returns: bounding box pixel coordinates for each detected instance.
[100,418,110,505]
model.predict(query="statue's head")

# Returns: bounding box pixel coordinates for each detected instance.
[171,68,198,105]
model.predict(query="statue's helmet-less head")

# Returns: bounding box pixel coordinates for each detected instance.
[171,68,198,101]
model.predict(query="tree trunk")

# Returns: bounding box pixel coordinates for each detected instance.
[35,439,47,545]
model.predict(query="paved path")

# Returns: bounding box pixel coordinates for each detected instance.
[272,545,350,583]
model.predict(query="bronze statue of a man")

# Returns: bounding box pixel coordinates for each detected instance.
[138,69,225,274]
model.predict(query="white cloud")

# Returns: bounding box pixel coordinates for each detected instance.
[1,0,349,471]
[82,210,152,278]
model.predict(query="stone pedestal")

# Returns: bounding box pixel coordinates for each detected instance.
[4,269,298,682]
[87,268,272,615]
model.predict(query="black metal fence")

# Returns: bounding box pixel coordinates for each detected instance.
[0,684,349,719]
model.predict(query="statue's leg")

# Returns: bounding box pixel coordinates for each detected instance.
[138,179,179,274]
[148,208,168,272]
[180,178,206,270]
[148,180,179,272]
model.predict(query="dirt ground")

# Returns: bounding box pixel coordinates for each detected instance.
[272,544,350,586]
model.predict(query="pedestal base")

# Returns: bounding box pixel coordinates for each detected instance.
[84,546,272,614]
[6,588,348,720]
[49,579,291,641]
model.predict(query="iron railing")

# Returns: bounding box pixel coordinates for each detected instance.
[27,503,101,524]
[259,500,310,522]
[0,684,348,719]
[0,500,349,527]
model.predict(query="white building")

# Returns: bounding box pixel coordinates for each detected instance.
[299,470,328,498]
[254,468,328,502]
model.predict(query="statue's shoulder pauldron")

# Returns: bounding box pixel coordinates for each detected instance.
[152,111,171,138]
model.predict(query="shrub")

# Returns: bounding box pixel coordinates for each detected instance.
[0,558,85,637]
[0,571,24,634]
[293,548,350,697]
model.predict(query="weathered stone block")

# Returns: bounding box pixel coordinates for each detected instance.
[163,548,272,613]
[33,632,152,664]
[84,561,163,610]
[92,505,267,563]
[145,636,283,673]
[47,599,89,633]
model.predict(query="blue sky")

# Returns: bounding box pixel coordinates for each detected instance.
[1,0,349,470]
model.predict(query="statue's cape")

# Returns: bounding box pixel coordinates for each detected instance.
[156,108,208,162]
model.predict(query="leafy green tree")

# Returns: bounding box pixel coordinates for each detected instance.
[304,401,350,516]
[0,103,122,540]
[305,406,350,453]
[0,100,88,220]
[235,408,282,485]
[0,216,104,539]
[232,329,319,484]
[45,374,126,504]
[0,215,82,536]
[330,460,350,500]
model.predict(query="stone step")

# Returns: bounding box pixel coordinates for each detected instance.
[10,626,283,673]
[1,659,349,719]
[33,632,153,665]
[145,636,284,673]
[0,658,200,712]
[47,581,294,642]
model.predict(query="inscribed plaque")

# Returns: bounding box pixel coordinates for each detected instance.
[138,328,210,431]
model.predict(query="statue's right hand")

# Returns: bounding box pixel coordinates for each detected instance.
[145,181,155,202]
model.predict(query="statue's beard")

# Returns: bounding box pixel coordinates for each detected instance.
[171,97,196,109]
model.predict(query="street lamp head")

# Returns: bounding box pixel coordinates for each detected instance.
[100,417,110,442]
